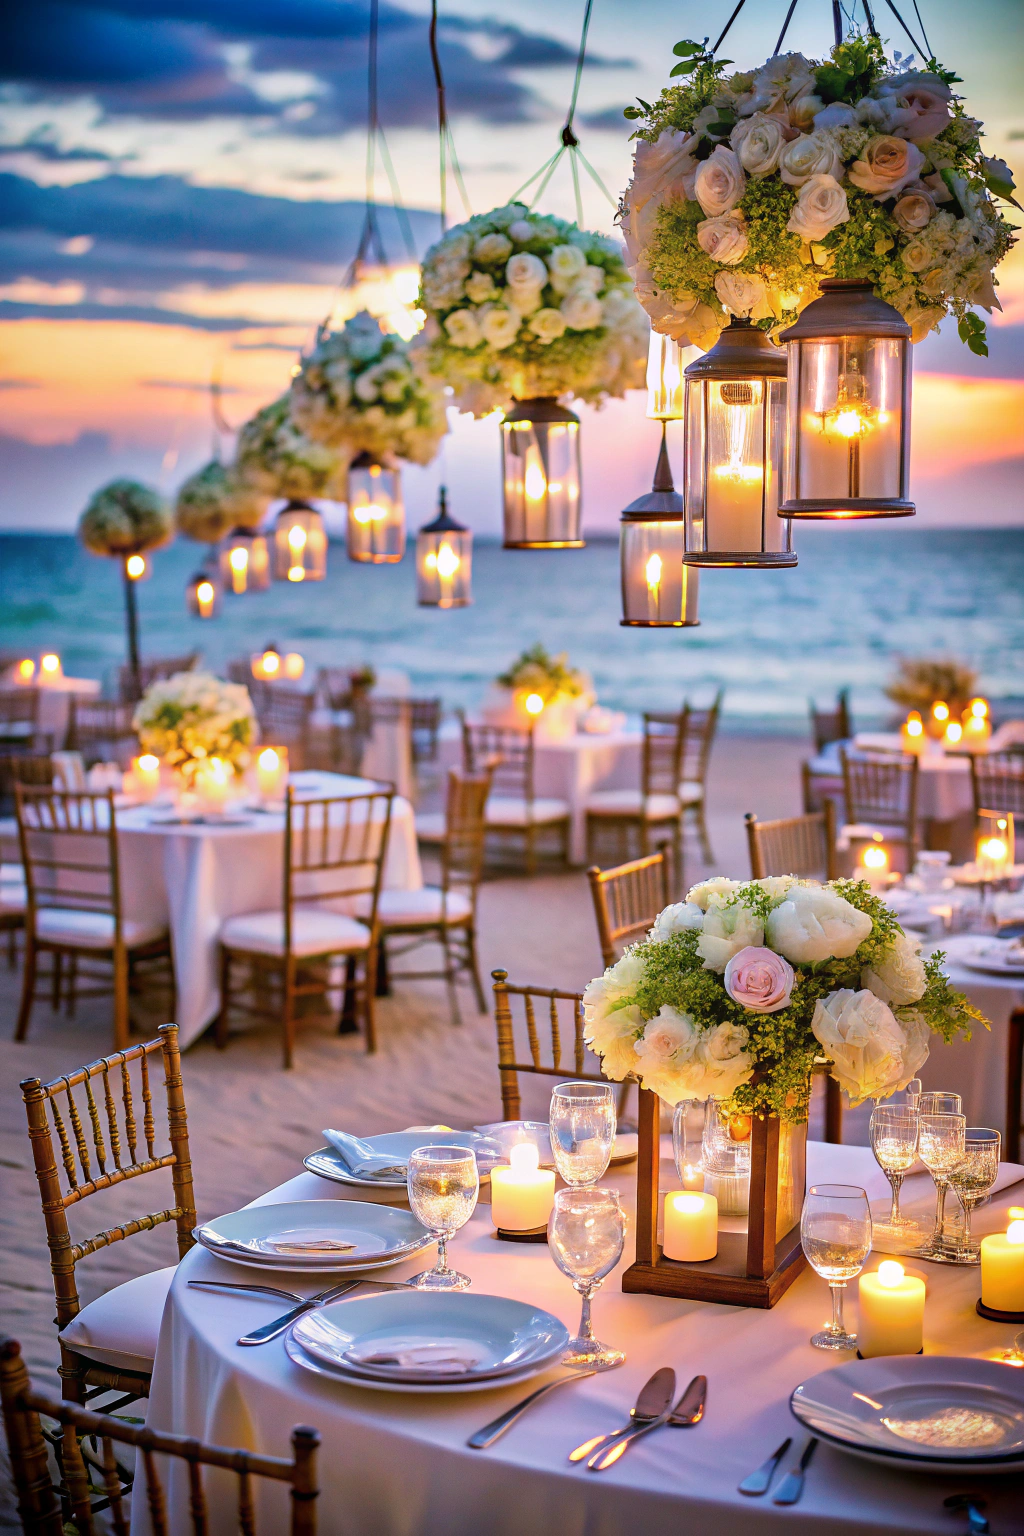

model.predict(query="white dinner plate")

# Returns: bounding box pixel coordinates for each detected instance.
[305,1131,495,1190]
[955,940,1024,978]
[791,1357,1024,1473]
[284,1331,554,1395]
[194,1200,433,1273]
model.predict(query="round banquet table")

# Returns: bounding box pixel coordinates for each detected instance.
[808,739,974,823]
[135,1143,1024,1536]
[115,772,421,1049]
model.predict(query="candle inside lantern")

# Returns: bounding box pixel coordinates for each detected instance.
[194,756,231,813]
[944,720,963,747]
[132,753,161,801]
[663,1191,718,1262]
[981,1220,1024,1314]
[860,838,889,890]
[16,658,35,683]
[489,1141,555,1232]
[976,813,1014,880]
[962,697,991,748]
[857,1261,925,1357]
[252,648,281,680]
[40,653,62,682]
[256,746,289,803]
[900,710,924,754]
[524,693,544,717]
[282,652,305,681]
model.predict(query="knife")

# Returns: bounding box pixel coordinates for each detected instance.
[237,1278,364,1345]
[568,1368,676,1463]
[738,1436,792,1496]
[468,1371,599,1450]
[588,1375,705,1471]
[772,1436,818,1505]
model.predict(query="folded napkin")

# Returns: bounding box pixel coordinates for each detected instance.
[199,1223,355,1256]
[322,1130,407,1178]
[344,1337,486,1375]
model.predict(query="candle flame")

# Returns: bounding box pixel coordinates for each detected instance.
[932,701,949,723]
[524,462,548,502]
[287,524,307,552]
[258,748,279,771]
[863,844,888,870]
[229,546,249,572]
[138,754,159,772]
[980,837,1008,862]
[435,542,460,579]
[645,552,663,591]
[261,651,280,675]
[970,698,989,719]
[17,658,35,680]
[673,1193,706,1214]
[288,565,305,582]
[905,713,923,737]
[945,721,963,744]
[40,653,60,674]
[126,554,146,579]
[524,693,544,716]
[354,500,386,524]
[1007,1221,1024,1246]
[877,1260,905,1288]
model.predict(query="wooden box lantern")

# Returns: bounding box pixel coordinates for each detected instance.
[623,1087,808,1308]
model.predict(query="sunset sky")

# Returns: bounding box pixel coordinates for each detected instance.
[2,0,1022,533]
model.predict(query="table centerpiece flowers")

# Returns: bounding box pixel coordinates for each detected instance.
[132,671,257,787]
[486,645,594,740]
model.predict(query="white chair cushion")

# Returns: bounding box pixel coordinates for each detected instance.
[486,796,569,828]
[0,861,24,883]
[377,887,472,926]
[414,812,447,842]
[58,1265,174,1374]
[0,883,26,915]
[221,907,371,957]
[677,780,704,805]
[838,822,912,847]
[585,789,680,820]
[36,909,166,950]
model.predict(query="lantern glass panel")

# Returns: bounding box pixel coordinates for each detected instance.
[220,529,270,593]
[273,503,327,582]
[684,376,791,563]
[646,332,686,421]
[417,526,472,608]
[501,415,582,548]
[620,520,698,626]
[347,462,405,563]
[789,336,909,510]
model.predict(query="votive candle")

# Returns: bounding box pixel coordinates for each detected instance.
[663,1191,718,1262]
[858,1261,925,1357]
[980,1221,1024,1313]
[256,746,289,802]
[489,1142,555,1231]
[132,754,161,801]
[195,757,231,812]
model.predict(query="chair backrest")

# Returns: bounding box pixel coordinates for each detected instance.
[410,698,443,765]
[463,721,534,804]
[745,805,837,882]
[440,768,492,897]
[255,689,316,768]
[285,788,394,943]
[809,688,852,753]
[0,686,41,731]
[679,690,722,787]
[68,697,137,767]
[119,653,198,704]
[641,711,687,798]
[587,852,670,969]
[0,753,53,816]
[227,659,252,687]
[0,1336,318,1536]
[840,748,919,839]
[971,751,1024,818]
[16,786,121,926]
[19,1025,196,1341]
[491,969,602,1121]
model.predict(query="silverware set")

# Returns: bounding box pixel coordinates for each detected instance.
[187,1277,412,1346]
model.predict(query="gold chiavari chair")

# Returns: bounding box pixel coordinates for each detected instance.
[67,698,137,767]
[491,970,603,1121]
[1,1337,319,1536]
[971,750,1024,820]
[1,756,52,965]
[19,1025,195,1408]
[251,685,317,771]
[587,851,670,970]
[678,690,723,864]
[809,688,852,753]
[463,721,570,875]
[14,787,172,1048]
[801,757,845,817]
[118,652,198,705]
[0,687,50,754]
[840,747,920,859]
[584,712,686,881]
[410,697,443,766]
[217,787,394,1066]
[377,768,490,1025]
[745,804,837,883]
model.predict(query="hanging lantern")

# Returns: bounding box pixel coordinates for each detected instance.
[346,452,405,564]
[251,644,281,681]
[646,332,687,422]
[501,398,583,550]
[779,279,913,520]
[416,487,472,609]
[220,526,270,595]
[186,570,219,620]
[620,429,699,628]
[273,499,327,582]
[682,321,795,568]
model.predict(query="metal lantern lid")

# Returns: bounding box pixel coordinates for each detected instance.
[419,486,467,537]
[275,496,320,517]
[780,279,912,343]
[349,449,399,471]
[502,396,580,426]
[684,319,788,381]
[621,431,683,521]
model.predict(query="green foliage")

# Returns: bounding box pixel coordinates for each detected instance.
[884,656,980,714]
[496,644,587,699]
[813,34,887,105]
[79,479,172,558]
[958,312,989,356]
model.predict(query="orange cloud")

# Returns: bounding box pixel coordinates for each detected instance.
[911,373,1024,475]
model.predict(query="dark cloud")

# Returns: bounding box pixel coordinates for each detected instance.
[0,134,118,163]
[916,319,1024,381]
[578,106,634,132]
[0,297,287,330]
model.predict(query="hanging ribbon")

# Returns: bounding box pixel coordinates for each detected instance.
[429,0,472,233]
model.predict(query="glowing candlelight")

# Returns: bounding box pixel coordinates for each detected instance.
[40,653,61,680]
[256,746,288,803]
[131,753,161,801]
[524,693,544,716]
[126,554,146,580]
[16,658,35,682]
[282,652,305,681]
[194,756,231,813]
[857,1260,925,1357]
[663,1191,718,1262]
[489,1142,555,1232]
[981,1221,1024,1314]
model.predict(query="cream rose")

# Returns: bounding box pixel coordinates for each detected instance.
[714,270,771,320]
[507,220,535,243]
[789,90,825,130]
[547,243,588,294]
[767,884,872,964]
[861,930,927,1006]
[464,271,498,304]
[786,174,850,243]
[892,189,936,234]
[779,130,841,187]
[505,252,548,291]
[478,305,520,350]
[628,129,700,212]
[509,286,543,316]
[528,307,567,344]
[697,898,765,972]
[634,1005,700,1069]
[560,286,603,330]
[693,146,746,217]
[584,1001,644,1082]
[812,988,917,1105]
[649,902,705,942]
[687,877,742,910]
[443,309,482,348]
[697,211,749,266]
[848,135,925,197]
[473,232,513,262]
[901,238,932,273]
[731,112,789,177]
[582,950,646,1031]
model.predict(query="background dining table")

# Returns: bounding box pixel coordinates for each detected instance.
[133,1142,1024,1536]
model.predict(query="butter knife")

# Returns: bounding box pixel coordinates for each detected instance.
[738,1436,792,1496]
[772,1436,818,1505]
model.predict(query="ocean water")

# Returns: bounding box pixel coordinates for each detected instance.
[1,527,1022,732]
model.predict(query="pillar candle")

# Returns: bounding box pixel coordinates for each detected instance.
[858,1261,925,1357]
[489,1143,555,1231]
[131,754,161,801]
[195,757,231,812]
[663,1191,718,1262]
[256,746,289,802]
[981,1221,1024,1312]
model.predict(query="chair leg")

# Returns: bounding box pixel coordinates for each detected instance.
[362,948,378,1054]
[112,945,129,1052]
[339,956,359,1035]
[525,824,536,878]
[466,922,487,1014]
[215,946,230,1048]
[696,801,714,865]
[14,934,37,1041]
[441,930,462,1028]
[1006,1008,1024,1165]
[282,957,296,1069]
[51,950,63,1011]
[375,938,391,997]
[824,1076,843,1145]
[6,922,16,968]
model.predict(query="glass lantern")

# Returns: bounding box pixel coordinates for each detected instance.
[683,321,795,568]
[220,526,270,594]
[646,332,687,421]
[780,279,913,519]
[186,570,219,619]
[416,487,472,609]
[620,428,699,627]
[347,452,405,564]
[501,397,583,549]
[273,499,327,582]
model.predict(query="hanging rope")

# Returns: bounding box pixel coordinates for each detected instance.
[712,0,749,55]
[860,0,879,38]
[879,0,928,58]
[429,0,472,233]
[910,0,933,58]
[773,0,801,56]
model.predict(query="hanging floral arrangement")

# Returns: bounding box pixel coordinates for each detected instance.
[79,479,173,557]
[175,460,267,543]
[234,394,347,502]
[414,204,650,417]
[290,310,447,466]
[620,36,1017,351]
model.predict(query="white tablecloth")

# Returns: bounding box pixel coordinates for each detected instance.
[2,677,100,749]
[809,742,973,823]
[116,773,421,1048]
[920,934,1024,1137]
[136,1144,1024,1536]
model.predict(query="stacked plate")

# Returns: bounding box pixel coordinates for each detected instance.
[194,1200,433,1275]
[305,1130,500,1190]
[285,1290,569,1394]
[954,937,1024,978]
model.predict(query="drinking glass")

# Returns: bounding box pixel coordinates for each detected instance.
[869,1105,919,1236]
[918,1092,963,1251]
[800,1184,872,1350]
[918,1111,966,1258]
[948,1128,1000,1263]
[549,1083,616,1188]
[672,1100,706,1189]
[406,1146,479,1291]
[547,1186,625,1370]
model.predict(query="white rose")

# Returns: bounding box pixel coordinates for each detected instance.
[687,876,741,910]
[693,146,746,217]
[714,269,771,320]
[582,950,646,1024]
[649,902,705,942]
[731,112,789,176]
[628,129,700,211]
[584,1001,644,1082]
[789,91,825,130]
[474,233,513,262]
[505,252,548,290]
[697,211,749,265]
[848,135,926,197]
[696,898,765,972]
[779,130,842,186]
[892,190,936,233]
[634,1006,700,1068]
[507,220,535,242]
[767,884,873,964]
[464,270,498,304]
[696,1022,754,1098]
[478,305,520,350]
[353,370,379,403]
[442,309,482,348]
[902,237,932,273]
[754,875,798,905]
[528,307,567,343]
[547,243,588,294]
[560,286,603,330]
[786,174,850,243]
[509,285,543,316]
[814,102,859,130]
[573,264,606,294]
[861,930,927,1006]
[812,988,910,1105]
[892,1008,932,1086]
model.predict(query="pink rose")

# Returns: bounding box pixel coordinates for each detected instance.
[723,946,795,1014]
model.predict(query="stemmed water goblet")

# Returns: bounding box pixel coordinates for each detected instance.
[947,1128,1001,1263]
[549,1082,616,1188]
[800,1184,872,1351]
[547,1186,626,1370]
[869,1104,920,1243]
[406,1145,479,1290]
[918,1111,967,1260]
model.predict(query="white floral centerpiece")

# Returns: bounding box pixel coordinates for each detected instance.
[414,204,650,417]
[619,35,1016,351]
[289,310,447,466]
[132,672,257,783]
[485,644,594,740]
[584,875,983,1121]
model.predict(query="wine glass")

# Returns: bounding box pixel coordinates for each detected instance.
[869,1104,919,1237]
[672,1100,706,1189]
[918,1112,967,1259]
[947,1128,1000,1263]
[547,1186,625,1370]
[800,1184,872,1351]
[918,1092,963,1251]
[549,1083,616,1188]
[406,1145,479,1291]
